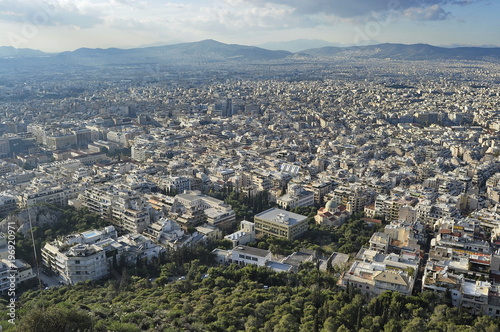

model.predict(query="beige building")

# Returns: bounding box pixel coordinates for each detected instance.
[79,185,151,233]
[339,248,419,296]
[254,208,308,240]
[315,199,349,227]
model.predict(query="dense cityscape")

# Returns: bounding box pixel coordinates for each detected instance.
[0,39,499,331]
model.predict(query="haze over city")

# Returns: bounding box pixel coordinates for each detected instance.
[0,0,499,52]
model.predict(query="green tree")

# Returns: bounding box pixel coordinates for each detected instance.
[17,306,93,332]
[274,314,299,332]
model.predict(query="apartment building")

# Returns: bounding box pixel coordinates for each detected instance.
[79,185,151,233]
[331,184,372,213]
[276,183,314,210]
[374,194,418,222]
[42,243,109,285]
[339,248,419,296]
[42,225,164,284]
[306,181,333,205]
[0,258,35,293]
[0,192,17,218]
[18,178,80,207]
[143,217,202,249]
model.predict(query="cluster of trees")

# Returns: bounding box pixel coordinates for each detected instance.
[3,261,499,332]
[103,147,132,160]
[6,203,499,332]
[303,218,385,254]
[250,216,385,256]
[223,190,274,221]
[15,204,107,266]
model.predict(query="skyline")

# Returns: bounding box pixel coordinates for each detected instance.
[0,0,499,53]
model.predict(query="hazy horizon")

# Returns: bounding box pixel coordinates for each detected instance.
[0,0,498,53]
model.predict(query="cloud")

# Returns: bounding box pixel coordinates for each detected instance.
[0,0,104,28]
[245,0,482,21]
[403,4,451,20]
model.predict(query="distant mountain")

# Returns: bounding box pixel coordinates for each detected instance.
[1,41,499,75]
[0,46,47,58]
[299,43,500,61]
[258,39,344,52]
[56,39,292,65]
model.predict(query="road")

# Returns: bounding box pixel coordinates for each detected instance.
[33,267,66,288]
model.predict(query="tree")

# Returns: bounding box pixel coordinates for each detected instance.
[402,317,426,332]
[274,314,299,332]
[17,306,93,332]
[321,317,339,332]
[473,316,500,332]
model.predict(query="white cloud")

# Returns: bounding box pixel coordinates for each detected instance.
[0,0,104,28]
[403,5,451,21]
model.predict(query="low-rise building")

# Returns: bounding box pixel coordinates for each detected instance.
[254,208,308,240]
[224,220,255,247]
[339,248,419,296]
[315,199,349,226]
[196,224,223,241]
[143,217,200,249]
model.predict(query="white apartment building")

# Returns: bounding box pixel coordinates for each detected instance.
[18,178,82,207]
[42,243,109,285]
[143,217,196,249]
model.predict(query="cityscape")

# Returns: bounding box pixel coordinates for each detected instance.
[0,1,499,331]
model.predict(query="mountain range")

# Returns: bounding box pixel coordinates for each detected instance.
[1,40,500,64]
[0,46,48,58]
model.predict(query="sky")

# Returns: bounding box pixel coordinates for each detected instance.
[0,0,498,52]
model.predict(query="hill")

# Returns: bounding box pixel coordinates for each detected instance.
[0,46,47,58]
[55,39,292,66]
[299,43,500,61]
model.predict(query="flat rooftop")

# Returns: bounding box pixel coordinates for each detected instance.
[82,230,99,238]
[254,208,307,226]
[233,245,270,258]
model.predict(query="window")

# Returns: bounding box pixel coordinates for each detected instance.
[75,260,80,264]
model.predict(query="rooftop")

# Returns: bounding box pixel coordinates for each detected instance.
[233,245,270,258]
[254,208,307,226]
